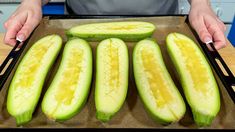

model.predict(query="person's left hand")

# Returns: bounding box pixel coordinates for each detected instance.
[189,0,227,50]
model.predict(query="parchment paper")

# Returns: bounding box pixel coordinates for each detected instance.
[0,16,234,129]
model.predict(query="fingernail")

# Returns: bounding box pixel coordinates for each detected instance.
[204,37,213,44]
[16,34,25,42]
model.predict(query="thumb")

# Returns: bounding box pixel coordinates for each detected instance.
[192,19,212,44]
[16,18,39,42]
[16,24,33,42]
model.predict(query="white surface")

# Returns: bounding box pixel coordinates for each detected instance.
[0,4,18,33]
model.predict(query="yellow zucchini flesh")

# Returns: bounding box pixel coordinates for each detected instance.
[41,38,92,121]
[67,21,155,41]
[133,39,186,124]
[166,32,220,126]
[7,35,62,126]
[95,38,129,122]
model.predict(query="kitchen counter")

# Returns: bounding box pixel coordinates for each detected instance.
[0,33,235,74]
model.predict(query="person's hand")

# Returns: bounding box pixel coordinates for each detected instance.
[189,0,227,50]
[4,0,42,46]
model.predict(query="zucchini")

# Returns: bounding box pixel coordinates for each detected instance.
[133,39,186,124]
[7,35,62,126]
[66,21,155,41]
[41,38,92,121]
[95,38,129,122]
[166,32,220,126]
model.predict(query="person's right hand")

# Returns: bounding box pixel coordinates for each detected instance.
[4,0,42,46]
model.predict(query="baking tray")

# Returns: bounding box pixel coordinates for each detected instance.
[0,15,234,129]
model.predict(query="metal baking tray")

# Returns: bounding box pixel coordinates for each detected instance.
[0,15,234,128]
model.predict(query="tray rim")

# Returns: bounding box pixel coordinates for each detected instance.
[0,14,234,103]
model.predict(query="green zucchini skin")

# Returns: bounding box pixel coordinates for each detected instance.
[95,38,129,122]
[166,32,220,126]
[6,35,62,126]
[66,21,155,42]
[133,39,186,124]
[41,38,93,121]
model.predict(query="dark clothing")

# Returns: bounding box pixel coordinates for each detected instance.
[65,0,178,15]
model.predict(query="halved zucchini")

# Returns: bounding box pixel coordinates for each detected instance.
[41,38,92,121]
[133,39,186,124]
[66,21,155,41]
[7,34,62,126]
[95,38,129,122]
[166,32,220,126]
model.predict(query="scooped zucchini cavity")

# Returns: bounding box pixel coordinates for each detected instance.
[166,32,220,126]
[133,39,186,124]
[41,38,93,121]
[95,38,129,122]
[67,21,155,41]
[7,34,62,125]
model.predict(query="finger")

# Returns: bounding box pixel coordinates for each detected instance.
[4,12,27,46]
[4,21,8,29]
[213,32,226,50]
[191,18,213,44]
[16,16,39,41]
[4,18,13,29]
[207,24,227,50]
[4,13,17,29]
[216,18,226,32]
[4,21,23,46]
